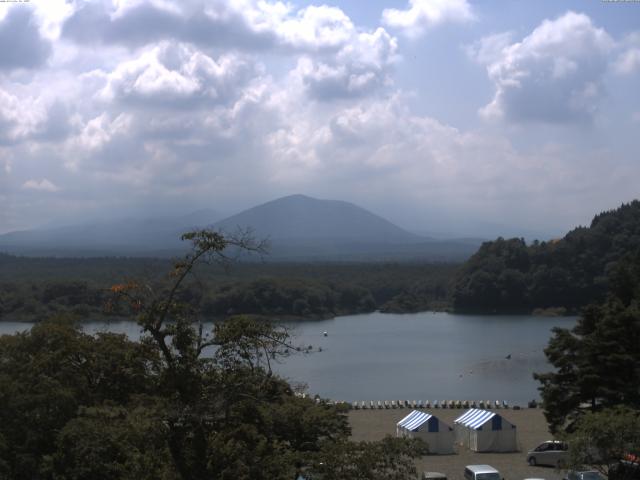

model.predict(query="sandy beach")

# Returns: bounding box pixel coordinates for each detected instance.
[349,407,565,480]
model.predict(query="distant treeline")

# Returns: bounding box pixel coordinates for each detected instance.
[0,256,456,321]
[452,200,640,313]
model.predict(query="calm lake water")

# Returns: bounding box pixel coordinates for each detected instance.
[0,312,575,404]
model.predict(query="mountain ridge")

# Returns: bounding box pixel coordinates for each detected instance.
[0,195,479,260]
[214,194,425,243]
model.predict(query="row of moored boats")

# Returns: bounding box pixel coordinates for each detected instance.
[349,399,510,410]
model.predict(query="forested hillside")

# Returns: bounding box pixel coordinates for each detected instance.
[0,256,455,321]
[452,201,640,313]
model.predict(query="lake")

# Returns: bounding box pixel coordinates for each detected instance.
[0,312,575,404]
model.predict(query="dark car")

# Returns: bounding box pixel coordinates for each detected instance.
[610,453,640,480]
[563,470,605,480]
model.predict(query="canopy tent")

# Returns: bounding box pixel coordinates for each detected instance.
[396,410,455,454]
[454,409,517,452]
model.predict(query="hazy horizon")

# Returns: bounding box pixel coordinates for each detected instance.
[1,192,571,241]
[1,1,639,238]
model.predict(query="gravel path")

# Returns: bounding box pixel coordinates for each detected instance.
[349,407,566,480]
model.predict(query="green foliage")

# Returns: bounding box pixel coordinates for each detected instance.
[202,277,376,319]
[48,404,177,480]
[453,201,640,312]
[0,254,458,321]
[535,251,640,433]
[0,317,157,479]
[563,407,640,478]
[0,230,424,479]
[306,436,428,480]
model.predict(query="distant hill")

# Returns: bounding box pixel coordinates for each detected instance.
[0,195,480,261]
[214,194,422,243]
[452,200,640,313]
[0,209,220,257]
[213,194,478,261]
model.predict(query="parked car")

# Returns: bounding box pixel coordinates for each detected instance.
[423,472,447,480]
[563,471,605,480]
[527,441,569,467]
[464,465,502,480]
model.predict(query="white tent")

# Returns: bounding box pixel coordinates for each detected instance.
[454,409,517,452]
[396,410,455,454]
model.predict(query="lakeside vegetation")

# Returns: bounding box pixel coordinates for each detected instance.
[0,256,455,322]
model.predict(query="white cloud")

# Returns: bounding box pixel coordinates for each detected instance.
[465,32,513,65]
[274,4,355,51]
[0,7,52,70]
[1,0,638,236]
[30,0,75,40]
[0,88,48,144]
[382,0,474,37]
[292,27,397,100]
[60,0,377,54]
[615,48,640,75]
[474,12,614,123]
[100,43,254,107]
[22,178,60,192]
[614,33,640,75]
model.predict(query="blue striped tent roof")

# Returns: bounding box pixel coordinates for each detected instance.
[454,409,496,430]
[397,410,432,432]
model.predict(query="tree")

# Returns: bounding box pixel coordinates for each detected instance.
[48,404,177,480]
[564,407,640,479]
[104,229,422,479]
[0,317,157,480]
[535,252,640,434]
[0,230,427,479]
[306,436,428,480]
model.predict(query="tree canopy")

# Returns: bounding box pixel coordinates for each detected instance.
[452,200,640,313]
[563,407,640,479]
[0,230,426,480]
[535,250,640,434]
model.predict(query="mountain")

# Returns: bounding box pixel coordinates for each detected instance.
[0,209,220,257]
[0,195,481,260]
[214,194,422,243]
[213,195,478,261]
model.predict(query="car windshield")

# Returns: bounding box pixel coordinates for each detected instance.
[477,473,501,480]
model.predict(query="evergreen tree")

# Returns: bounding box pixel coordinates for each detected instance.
[535,252,640,433]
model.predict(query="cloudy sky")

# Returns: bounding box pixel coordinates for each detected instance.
[1,0,639,237]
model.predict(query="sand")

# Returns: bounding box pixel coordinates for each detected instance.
[349,407,566,480]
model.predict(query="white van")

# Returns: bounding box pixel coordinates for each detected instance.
[464,465,502,480]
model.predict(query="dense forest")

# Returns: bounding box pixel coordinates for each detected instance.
[0,255,455,321]
[452,201,640,313]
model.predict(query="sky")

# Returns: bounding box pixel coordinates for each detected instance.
[0,0,639,238]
